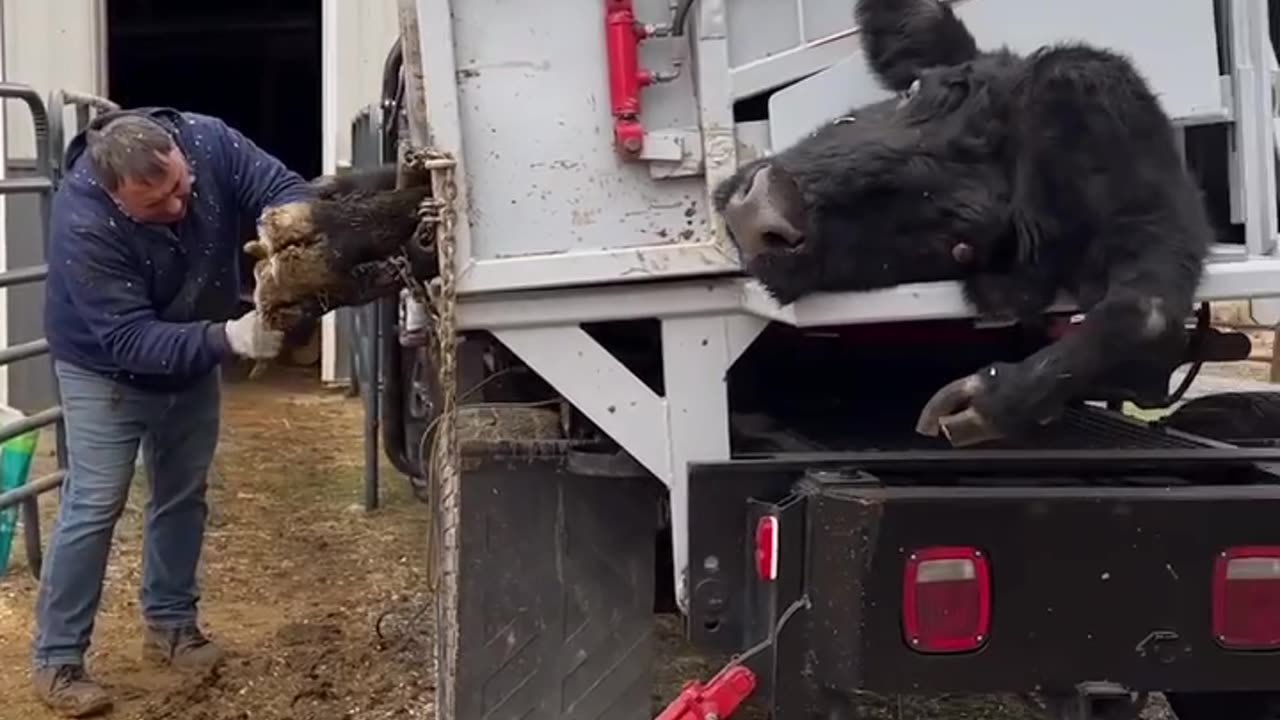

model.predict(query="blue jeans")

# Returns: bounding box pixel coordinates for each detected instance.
[32,360,221,668]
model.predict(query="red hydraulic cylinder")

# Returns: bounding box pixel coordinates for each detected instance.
[604,0,652,156]
[652,665,758,720]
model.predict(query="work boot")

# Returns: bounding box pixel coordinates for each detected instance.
[30,664,113,718]
[142,623,225,672]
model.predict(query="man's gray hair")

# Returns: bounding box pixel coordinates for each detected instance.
[84,114,176,192]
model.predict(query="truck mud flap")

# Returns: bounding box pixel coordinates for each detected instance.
[444,454,660,720]
[686,450,1280,708]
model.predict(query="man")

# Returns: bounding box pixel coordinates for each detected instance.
[32,107,313,717]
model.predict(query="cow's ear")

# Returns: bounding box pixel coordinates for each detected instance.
[856,0,979,92]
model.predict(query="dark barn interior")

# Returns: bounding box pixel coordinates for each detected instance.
[104,0,324,366]
[106,0,322,180]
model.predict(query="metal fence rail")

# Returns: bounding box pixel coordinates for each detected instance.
[0,87,118,580]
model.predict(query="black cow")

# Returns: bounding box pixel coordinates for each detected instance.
[712,0,1212,446]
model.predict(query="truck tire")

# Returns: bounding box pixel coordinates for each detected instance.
[1159,391,1280,444]
[433,454,660,720]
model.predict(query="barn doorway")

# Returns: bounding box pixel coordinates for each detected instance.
[105,0,322,178]
[104,0,325,372]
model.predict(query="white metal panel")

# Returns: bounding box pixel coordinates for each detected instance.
[321,0,340,384]
[1228,0,1278,257]
[330,0,399,174]
[767,49,889,153]
[730,29,861,102]
[413,0,743,296]
[447,0,707,260]
[726,0,861,100]
[725,0,808,70]
[2,0,101,159]
[321,0,399,385]
[457,255,1280,332]
[769,0,1225,150]
[954,0,1223,119]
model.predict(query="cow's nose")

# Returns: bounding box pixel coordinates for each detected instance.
[721,164,805,260]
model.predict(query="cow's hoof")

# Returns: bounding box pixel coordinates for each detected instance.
[255,201,317,256]
[936,407,1003,447]
[915,373,1004,447]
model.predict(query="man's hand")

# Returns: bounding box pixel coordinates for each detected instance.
[223,310,284,359]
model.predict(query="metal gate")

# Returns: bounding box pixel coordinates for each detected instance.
[345,97,430,511]
[0,86,118,579]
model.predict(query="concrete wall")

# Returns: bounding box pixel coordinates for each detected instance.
[320,0,400,386]
[1,0,102,413]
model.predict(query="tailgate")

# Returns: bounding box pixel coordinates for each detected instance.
[686,436,1280,697]
[801,478,1280,694]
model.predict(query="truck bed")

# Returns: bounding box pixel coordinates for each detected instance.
[733,404,1226,455]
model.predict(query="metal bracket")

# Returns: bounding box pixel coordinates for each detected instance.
[643,127,705,179]
[1038,683,1148,720]
[491,313,766,611]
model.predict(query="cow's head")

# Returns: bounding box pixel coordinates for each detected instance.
[713,0,1022,304]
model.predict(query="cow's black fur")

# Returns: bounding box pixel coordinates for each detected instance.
[711,0,1213,443]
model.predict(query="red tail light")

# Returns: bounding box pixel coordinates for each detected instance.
[902,546,991,653]
[754,515,778,582]
[1213,546,1280,650]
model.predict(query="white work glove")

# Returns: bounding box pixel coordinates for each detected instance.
[223,310,284,359]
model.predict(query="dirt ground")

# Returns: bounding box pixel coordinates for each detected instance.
[2,357,1268,720]
[0,363,738,720]
[0,364,436,720]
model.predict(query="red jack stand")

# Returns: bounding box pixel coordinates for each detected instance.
[653,664,758,720]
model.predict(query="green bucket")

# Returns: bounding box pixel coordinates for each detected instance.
[0,415,39,578]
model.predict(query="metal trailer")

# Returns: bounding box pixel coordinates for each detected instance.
[375,0,1280,718]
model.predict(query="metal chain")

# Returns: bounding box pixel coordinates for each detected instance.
[400,145,460,719]
[397,152,458,511]
[406,149,458,551]
[389,254,424,303]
